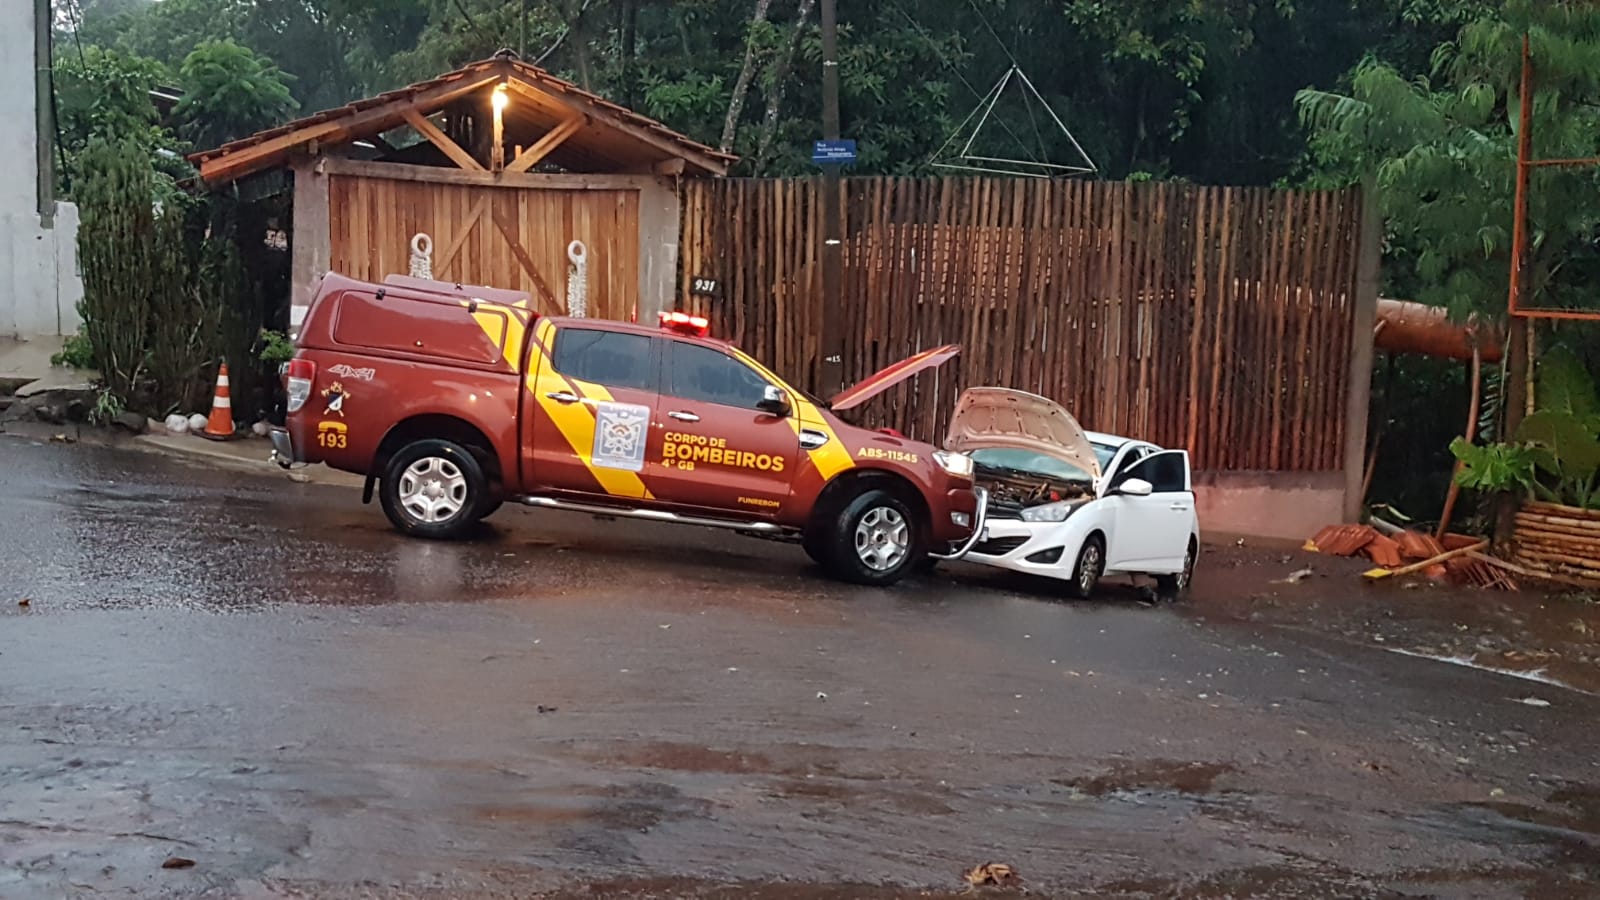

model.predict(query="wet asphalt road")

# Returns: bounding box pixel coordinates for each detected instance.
[3,435,1599,899]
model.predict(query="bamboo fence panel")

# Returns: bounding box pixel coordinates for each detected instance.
[1512,501,1600,586]
[678,177,1363,473]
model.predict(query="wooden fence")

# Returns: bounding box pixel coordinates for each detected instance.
[677,177,1366,472]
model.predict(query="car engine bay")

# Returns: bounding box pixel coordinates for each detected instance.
[975,463,1093,519]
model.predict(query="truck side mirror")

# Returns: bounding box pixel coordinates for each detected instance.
[757,385,791,418]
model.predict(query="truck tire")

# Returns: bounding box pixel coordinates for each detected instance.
[379,438,487,540]
[822,488,922,586]
[801,529,833,568]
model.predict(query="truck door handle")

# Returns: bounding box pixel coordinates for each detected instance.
[668,410,700,422]
[545,391,579,404]
[1169,503,1189,511]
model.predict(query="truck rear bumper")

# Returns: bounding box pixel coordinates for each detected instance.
[268,428,298,469]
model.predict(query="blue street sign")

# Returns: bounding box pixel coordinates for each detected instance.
[812,139,857,165]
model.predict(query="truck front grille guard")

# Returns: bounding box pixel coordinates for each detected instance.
[930,487,988,561]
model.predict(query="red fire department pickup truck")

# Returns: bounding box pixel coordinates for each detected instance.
[271,273,986,585]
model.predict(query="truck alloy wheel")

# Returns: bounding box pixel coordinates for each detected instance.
[400,457,469,523]
[823,488,922,586]
[855,507,909,572]
[380,439,487,539]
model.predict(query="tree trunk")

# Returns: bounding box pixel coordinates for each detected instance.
[619,0,638,108]
[754,0,817,173]
[565,0,593,90]
[720,0,776,155]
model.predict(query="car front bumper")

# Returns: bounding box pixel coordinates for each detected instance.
[961,517,1080,579]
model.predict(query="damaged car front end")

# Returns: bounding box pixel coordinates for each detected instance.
[945,387,1105,571]
[943,387,1199,598]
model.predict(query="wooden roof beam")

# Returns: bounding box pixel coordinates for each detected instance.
[505,112,587,173]
[197,70,503,185]
[502,76,729,176]
[402,107,485,172]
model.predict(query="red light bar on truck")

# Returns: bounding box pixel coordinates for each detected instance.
[659,310,710,338]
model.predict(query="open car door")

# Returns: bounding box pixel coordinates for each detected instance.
[1103,450,1193,572]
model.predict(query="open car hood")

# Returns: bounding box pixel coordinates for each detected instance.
[828,344,961,412]
[944,387,1100,479]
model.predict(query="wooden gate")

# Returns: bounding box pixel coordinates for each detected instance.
[327,166,641,320]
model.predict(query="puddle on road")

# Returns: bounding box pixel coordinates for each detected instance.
[1378,646,1596,696]
[1057,759,1237,797]
[1400,782,1600,889]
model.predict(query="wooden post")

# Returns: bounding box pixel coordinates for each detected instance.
[1496,33,1536,547]
[491,85,507,172]
[34,0,54,226]
[818,0,844,396]
[289,157,332,334]
[1436,345,1482,539]
[1343,176,1382,523]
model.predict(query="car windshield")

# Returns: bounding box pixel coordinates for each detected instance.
[968,447,1094,484]
[1092,441,1118,471]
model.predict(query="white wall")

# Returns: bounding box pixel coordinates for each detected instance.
[0,0,83,338]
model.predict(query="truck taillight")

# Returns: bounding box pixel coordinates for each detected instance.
[285,358,315,413]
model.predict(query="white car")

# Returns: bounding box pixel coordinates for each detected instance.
[947,387,1199,598]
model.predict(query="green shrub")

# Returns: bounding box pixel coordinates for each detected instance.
[75,139,155,404]
[257,329,295,364]
[50,334,97,370]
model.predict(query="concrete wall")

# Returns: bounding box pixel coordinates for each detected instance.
[0,0,82,338]
[1193,470,1346,544]
[0,205,83,337]
[636,176,680,322]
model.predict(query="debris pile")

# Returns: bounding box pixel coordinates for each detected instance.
[1305,525,1515,590]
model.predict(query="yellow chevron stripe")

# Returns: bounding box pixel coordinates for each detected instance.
[457,300,531,373]
[525,319,653,499]
[728,347,854,481]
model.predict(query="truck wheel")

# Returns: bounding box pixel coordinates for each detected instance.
[476,498,504,522]
[801,529,833,568]
[823,489,922,586]
[1065,534,1105,599]
[380,439,487,539]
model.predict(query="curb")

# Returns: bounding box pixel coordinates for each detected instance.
[130,433,363,489]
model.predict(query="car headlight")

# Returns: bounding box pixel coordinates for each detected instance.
[932,450,974,479]
[1020,500,1079,523]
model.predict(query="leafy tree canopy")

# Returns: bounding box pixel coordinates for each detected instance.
[175,39,299,150]
[1295,0,1600,318]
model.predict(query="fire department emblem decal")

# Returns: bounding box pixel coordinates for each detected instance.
[592,402,650,472]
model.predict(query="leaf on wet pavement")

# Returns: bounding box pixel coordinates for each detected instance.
[160,856,195,869]
[963,862,1022,888]
[1513,697,1551,707]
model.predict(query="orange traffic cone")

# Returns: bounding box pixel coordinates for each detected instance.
[201,363,235,440]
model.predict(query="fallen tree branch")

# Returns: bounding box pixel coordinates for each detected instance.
[1364,540,1490,579]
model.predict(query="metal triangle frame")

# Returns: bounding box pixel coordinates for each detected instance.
[930,65,1097,178]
